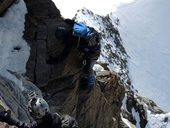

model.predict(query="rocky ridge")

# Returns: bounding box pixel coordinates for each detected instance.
[0,0,165,128]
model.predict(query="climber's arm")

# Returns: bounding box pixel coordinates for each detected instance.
[0,110,37,128]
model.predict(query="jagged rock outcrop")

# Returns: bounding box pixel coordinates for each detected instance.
[23,0,127,127]
[0,0,166,128]
[0,74,42,127]
[0,122,16,128]
[122,91,148,128]
[24,0,71,87]
[121,91,165,128]
[0,0,16,16]
[66,6,166,128]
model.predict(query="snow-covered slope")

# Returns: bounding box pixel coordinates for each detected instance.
[52,0,170,127]
[0,1,42,121]
[53,0,170,112]
[146,111,170,128]
[112,0,170,112]
[74,8,130,88]
[72,7,170,128]
[0,0,30,88]
[0,0,170,127]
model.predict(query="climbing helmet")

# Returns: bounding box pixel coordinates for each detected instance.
[28,97,50,119]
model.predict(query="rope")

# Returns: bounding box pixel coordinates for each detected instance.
[77,37,80,48]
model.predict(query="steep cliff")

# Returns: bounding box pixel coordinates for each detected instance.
[23,0,126,127]
[0,0,167,128]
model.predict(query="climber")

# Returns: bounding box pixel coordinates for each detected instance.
[0,97,78,128]
[46,19,100,87]
[64,19,101,87]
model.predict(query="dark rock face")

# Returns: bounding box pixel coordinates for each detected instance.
[0,74,42,127]
[24,0,72,87]
[24,0,126,128]
[0,0,15,16]
[0,0,167,128]
[125,92,147,128]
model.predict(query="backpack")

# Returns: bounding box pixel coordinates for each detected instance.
[73,22,90,37]
[73,22,100,47]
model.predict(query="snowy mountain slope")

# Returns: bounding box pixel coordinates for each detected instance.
[0,1,42,122]
[74,8,131,88]
[0,0,170,127]
[72,8,170,128]
[112,0,170,112]
[53,0,170,112]
[146,111,170,128]
[0,0,30,88]
[122,91,170,128]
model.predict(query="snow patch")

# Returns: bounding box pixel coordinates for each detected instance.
[146,111,170,128]
[132,107,140,128]
[0,0,30,90]
[93,64,104,72]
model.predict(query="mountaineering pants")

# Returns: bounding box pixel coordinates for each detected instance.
[82,44,101,78]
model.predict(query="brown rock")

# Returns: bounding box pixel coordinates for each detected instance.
[23,0,126,127]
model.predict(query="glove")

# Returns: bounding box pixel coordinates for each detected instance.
[0,110,24,127]
[0,110,11,122]
[61,115,78,128]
